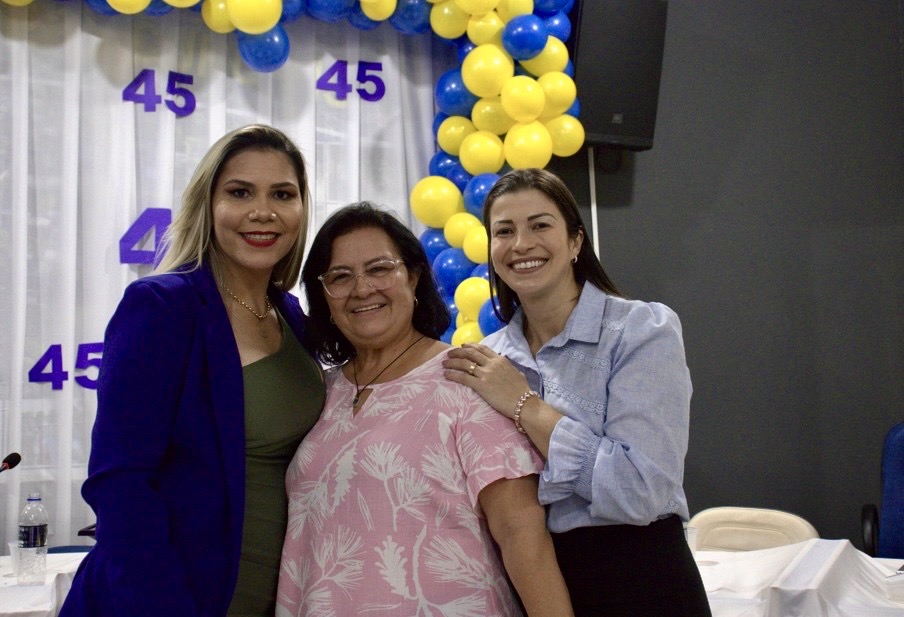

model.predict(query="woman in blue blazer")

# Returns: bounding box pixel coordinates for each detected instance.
[61,125,325,617]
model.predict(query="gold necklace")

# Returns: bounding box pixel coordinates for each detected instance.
[351,336,425,409]
[224,285,272,338]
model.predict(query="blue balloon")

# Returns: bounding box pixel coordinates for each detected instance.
[502,15,548,61]
[347,4,381,29]
[545,11,571,42]
[562,58,574,78]
[281,0,308,22]
[433,247,476,298]
[440,323,456,344]
[420,227,451,264]
[144,0,174,16]
[478,298,505,336]
[84,0,118,16]
[470,262,490,280]
[236,25,291,73]
[308,0,354,22]
[435,67,479,117]
[565,97,580,118]
[428,151,459,177]
[444,163,472,193]
[389,0,431,35]
[534,0,566,17]
[561,0,575,15]
[463,173,498,218]
[455,36,477,63]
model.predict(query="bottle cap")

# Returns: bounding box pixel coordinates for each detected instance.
[27,493,41,501]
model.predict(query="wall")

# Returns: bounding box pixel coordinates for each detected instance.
[552,0,904,545]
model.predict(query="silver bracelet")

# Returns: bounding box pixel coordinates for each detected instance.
[513,390,540,434]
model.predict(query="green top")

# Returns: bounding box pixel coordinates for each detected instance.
[227,315,325,617]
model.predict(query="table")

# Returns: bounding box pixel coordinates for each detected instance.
[699,539,904,617]
[1,540,902,616]
[0,552,87,617]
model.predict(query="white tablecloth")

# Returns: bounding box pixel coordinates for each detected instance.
[0,553,87,617]
[1,541,902,617]
[700,539,904,617]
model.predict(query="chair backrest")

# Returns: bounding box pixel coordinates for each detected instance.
[688,506,819,552]
[878,422,904,558]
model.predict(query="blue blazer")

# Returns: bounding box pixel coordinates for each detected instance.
[61,266,311,617]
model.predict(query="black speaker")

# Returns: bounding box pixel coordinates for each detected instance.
[567,0,669,151]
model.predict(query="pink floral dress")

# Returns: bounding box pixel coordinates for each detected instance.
[276,350,544,617]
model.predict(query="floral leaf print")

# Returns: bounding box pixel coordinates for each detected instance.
[421,445,467,494]
[454,503,482,539]
[434,593,487,617]
[332,447,358,509]
[423,536,489,589]
[300,586,336,617]
[360,442,408,482]
[374,536,414,600]
[313,526,365,594]
[391,466,431,525]
[455,431,488,477]
[356,489,375,532]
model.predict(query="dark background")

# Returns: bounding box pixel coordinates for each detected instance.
[550,0,904,548]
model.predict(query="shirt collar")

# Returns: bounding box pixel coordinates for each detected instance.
[497,284,609,358]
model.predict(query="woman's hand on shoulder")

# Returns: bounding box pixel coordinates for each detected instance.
[443,343,527,420]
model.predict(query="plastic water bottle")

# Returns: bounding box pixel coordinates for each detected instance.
[17,493,48,586]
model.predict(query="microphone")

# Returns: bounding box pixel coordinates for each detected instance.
[0,452,21,473]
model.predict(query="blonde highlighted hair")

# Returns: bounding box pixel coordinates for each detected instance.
[155,124,311,291]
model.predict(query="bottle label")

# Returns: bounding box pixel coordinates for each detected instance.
[18,524,48,548]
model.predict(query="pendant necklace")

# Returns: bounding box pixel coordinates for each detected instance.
[351,335,425,409]
[224,285,272,339]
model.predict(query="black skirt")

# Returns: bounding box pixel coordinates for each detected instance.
[551,515,712,617]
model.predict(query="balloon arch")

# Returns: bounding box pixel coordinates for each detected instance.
[3,0,586,343]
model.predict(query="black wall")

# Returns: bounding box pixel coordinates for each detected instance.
[552,0,904,546]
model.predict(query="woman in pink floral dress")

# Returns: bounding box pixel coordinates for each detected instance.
[276,202,572,617]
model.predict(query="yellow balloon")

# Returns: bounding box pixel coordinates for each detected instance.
[462,226,489,264]
[202,0,235,33]
[471,97,517,135]
[538,71,576,118]
[454,0,498,15]
[106,0,151,13]
[444,212,483,248]
[454,277,492,322]
[430,0,469,39]
[459,130,505,175]
[0,0,35,5]
[467,11,505,46]
[461,44,514,98]
[456,312,472,329]
[437,116,477,157]
[519,37,569,76]
[164,0,201,8]
[226,0,281,34]
[544,115,586,157]
[495,0,532,22]
[410,176,465,228]
[500,75,546,123]
[504,121,553,169]
[362,0,397,20]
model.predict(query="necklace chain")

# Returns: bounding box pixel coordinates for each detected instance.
[224,285,271,322]
[352,335,426,408]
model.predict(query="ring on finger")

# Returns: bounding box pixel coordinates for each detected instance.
[467,363,476,376]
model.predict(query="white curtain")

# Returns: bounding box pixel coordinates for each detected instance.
[0,2,440,546]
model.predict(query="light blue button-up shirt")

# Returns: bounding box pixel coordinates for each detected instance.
[482,284,692,533]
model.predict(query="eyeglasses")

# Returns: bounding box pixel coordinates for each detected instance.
[318,258,405,299]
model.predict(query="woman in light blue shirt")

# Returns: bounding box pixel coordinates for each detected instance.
[444,168,711,616]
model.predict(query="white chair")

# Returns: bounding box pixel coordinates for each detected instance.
[688,506,819,552]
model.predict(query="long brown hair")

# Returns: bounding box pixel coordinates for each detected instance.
[483,168,621,322]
